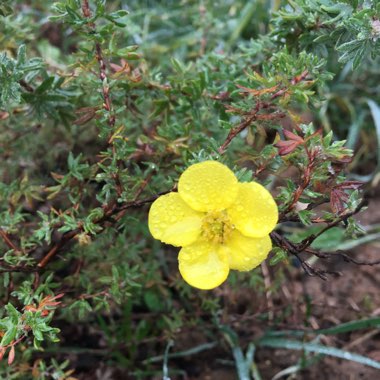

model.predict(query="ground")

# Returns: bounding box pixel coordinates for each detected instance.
[68,192,380,380]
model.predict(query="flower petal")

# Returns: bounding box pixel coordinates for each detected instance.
[178,161,238,212]
[178,241,229,289]
[228,182,278,238]
[148,192,202,247]
[221,230,272,271]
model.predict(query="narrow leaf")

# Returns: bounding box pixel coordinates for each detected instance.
[259,338,380,369]
[283,129,304,142]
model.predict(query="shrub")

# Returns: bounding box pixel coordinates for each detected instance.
[1,1,380,378]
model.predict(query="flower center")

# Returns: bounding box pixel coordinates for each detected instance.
[201,211,233,244]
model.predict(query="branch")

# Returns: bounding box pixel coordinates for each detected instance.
[0,266,38,274]
[0,228,21,253]
[270,197,377,279]
[218,71,309,154]
[218,107,260,154]
[36,189,171,269]
[270,232,340,280]
[81,0,115,130]
[19,79,34,93]
[298,198,368,250]
[279,145,316,217]
[270,231,340,280]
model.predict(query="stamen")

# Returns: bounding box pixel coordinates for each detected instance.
[201,211,233,244]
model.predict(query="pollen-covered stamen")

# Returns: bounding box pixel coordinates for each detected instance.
[201,211,234,244]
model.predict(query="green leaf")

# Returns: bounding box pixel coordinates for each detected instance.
[171,58,185,73]
[33,328,44,341]
[269,247,288,266]
[316,317,380,335]
[143,290,163,312]
[0,2,13,16]
[266,317,380,337]
[312,227,345,251]
[5,303,21,322]
[367,99,380,174]
[259,337,380,369]
[108,10,129,19]
[298,210,313,226]
[35,76,55,94]
[334,232,380,251]
[0,325,17,346]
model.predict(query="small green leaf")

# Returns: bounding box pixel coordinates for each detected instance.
[269,247,288,266]
[143,290,163,312]
[1,326,17,346]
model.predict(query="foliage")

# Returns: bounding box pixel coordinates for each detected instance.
[272,0,380,69]
[0,0,380,378]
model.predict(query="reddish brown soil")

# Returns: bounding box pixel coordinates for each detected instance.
[74,196,380,380]
[179,196,380,379]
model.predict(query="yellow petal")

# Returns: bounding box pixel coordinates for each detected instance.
[221,230,272,271]
[178,161,238,212]
[178,240,229,289]
[148,192,202,247]
[228,182,278,238]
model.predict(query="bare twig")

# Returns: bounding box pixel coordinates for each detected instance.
[270,196,378,279]
[270,231,340,280]
[38,229,80,268]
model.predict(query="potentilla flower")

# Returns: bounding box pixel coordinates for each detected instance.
[148,161,278,290]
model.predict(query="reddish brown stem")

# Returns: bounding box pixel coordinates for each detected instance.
[35,189,170,270]
[81,0,91,18]
[218,71,309,154]
[299,198,368,250]
[218,104,261,154]
[81,0,115,130]
[280,146,315,217]
[0,228,20,253]
[270,198,371,279]
[37,229,82,268]
[270,231,340,280]
[19,79,34,93]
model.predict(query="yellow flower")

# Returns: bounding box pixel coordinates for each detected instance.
[148,161,278,290]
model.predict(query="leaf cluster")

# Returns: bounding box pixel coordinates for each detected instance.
[0,0,379,378]
[272,0,380,69]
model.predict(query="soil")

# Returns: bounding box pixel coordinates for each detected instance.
[70,196,380,380]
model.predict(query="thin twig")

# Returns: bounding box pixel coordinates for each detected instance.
[298,198,368,250]
[36,189,171,269]
[81,0,115,130]
[270,197,378,278]
[270,231,341,280]
[38,229,80,268]
[19,79,34,93]
[0,266,38,274]
[218,71,309,154]
[0,228,21,253]
[261,262,274,321]
[280,145,316,217]
[218,104,261,154]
